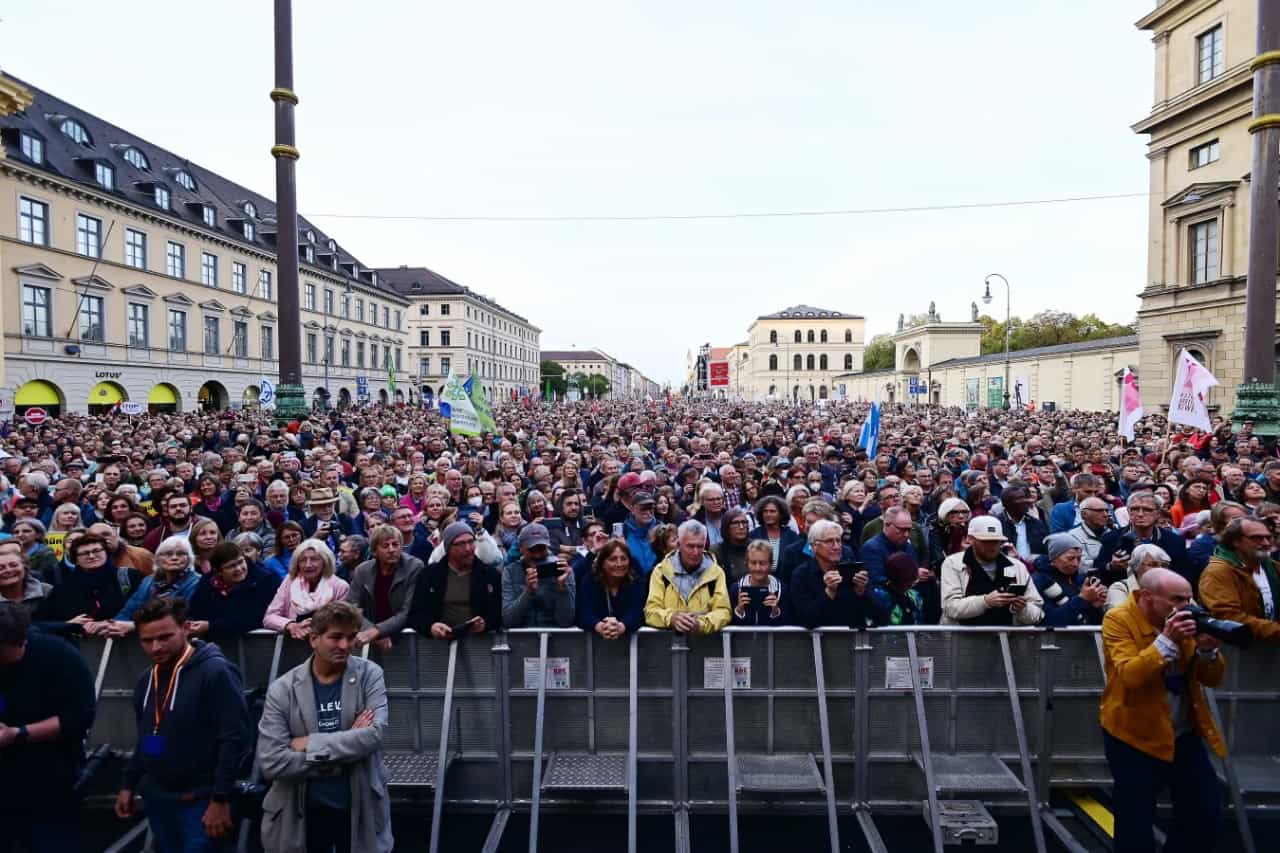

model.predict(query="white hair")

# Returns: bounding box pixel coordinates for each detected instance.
[1129,544,1171,572]
[677,519,708,543]
[806,519,844,545]
[699,482,724,499]
[785,485,812,504]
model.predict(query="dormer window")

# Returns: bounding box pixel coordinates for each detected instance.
[60,119,91,145]
[243,221,256,240]
[302,245,314,263]
[174,170,196,191]
[243,201,257,219]
[95,162,114,190]
[122,146,149,169]
[202,206,216,228]
[305,229,316,243]
[20,133,43,164]
[154,185,170,210]
[327,239,336,251]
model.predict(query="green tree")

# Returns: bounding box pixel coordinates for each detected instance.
[539,360,568,396]
[863,334,895,371]
[978,311,1135,355]
[581,373,611,399]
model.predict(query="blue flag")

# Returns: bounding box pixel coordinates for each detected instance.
[857,402,880,458]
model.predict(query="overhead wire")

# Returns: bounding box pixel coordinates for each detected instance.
[303,191,1150,224]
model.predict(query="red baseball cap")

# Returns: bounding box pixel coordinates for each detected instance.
[617,472,643,493]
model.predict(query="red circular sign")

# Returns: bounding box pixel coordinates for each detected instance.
[23,407,48,426]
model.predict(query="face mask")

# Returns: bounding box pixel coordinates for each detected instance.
[467,497,484,507]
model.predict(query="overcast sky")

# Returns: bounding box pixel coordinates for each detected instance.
[4,1,1155,385]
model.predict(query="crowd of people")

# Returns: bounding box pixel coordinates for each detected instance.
[0,398,1276,852]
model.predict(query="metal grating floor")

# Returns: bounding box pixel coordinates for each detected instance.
[916,753,1026,794]
[383,751,441,788]
[541,752,630,792]
[736,754,826,793]
[1219,755,1280,795]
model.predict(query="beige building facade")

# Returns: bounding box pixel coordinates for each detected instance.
[377,265,540,405]
[1133,0,1259,414]
[836,316,1139,412]
[736,305,866,401]
[0,73,412,416]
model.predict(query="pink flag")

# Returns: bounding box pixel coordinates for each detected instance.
[1167,349,1218,432]
[1117,368,1144,441]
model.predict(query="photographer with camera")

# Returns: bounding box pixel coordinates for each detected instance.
[501,523,576,628]
[1101,568,1226,853]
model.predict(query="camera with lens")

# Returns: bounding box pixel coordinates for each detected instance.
[1182,603,1253,648]
[535,557,562,579]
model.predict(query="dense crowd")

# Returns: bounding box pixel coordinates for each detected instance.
[0,399,1276,852]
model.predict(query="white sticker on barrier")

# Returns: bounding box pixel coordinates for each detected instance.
[885,656,933,689]
[704,657,752,689]
[524,657,571,690]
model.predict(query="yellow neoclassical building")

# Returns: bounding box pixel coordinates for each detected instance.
[736,305,867,401]
[0,72,418,415]
[1132,0,1260,414]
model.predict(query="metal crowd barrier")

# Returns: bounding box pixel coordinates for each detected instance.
[77,626,1279,853]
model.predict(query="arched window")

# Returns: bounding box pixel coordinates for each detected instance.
[807,330,815,343]
[819,385,828,399]
[819,354,828,371]
[174,170,196,191]
[60,119,91,145]
[844,354,853,370]
[122,146,149,170]
[793,330,802,344]
[820,330,828,343]
[844,329,852,343]
[806,354,815,371]
[769,330,777,344]
[769,354,778,371]
[793,354,802,371]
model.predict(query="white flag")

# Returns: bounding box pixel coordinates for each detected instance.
[259,377,276,410]
[1117,368,1144,441]
[1166,349,1217,432]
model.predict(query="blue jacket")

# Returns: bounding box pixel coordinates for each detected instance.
[1049,501,1081,534]
[1032,569,1103,627]
[623,514,659,574]
[576,572,646,633]
[188,566,281,639]
[1186,533,1217,588]
[857,533,919,586]
[789,557,869,628]
[115,571,201,622]
[1092,527,1188,586]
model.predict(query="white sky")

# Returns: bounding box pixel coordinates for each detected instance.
[3,0,1156,386]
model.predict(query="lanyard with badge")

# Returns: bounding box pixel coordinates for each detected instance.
[143,644,193,756]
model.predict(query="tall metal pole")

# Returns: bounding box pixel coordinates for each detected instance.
[985,274,1012,409]
[271,0,306,422]
[1233,0,1280,436]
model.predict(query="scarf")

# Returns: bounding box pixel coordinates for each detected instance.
[289,574,338,615]
[210,572,235,597]
[151,569,192,598]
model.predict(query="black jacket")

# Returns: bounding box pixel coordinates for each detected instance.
[44,561,136,622]
[406,556,503,633]
[789,556,869,628]
[188,567,281,641]
[0,631,96,808]
[998,512,1049,557]
[123,640,249,800]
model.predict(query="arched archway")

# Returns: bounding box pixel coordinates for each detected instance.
[148,383,180,413]
[88,381,127,415]
[378,389,388,405]
[819,385,828,399]
[902,347,921,373]
[197,381,229,412]
[312,387,330,411]
[792,385,800,401]
[242,385,261,408]
[395,389,405,405]
[338,388,352,408]
[808,385,816,401]
[15,379,65,417]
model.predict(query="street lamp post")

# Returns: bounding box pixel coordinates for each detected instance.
[983,273,1012,409]
[270,0,306,422]
[1232,0,1280,436]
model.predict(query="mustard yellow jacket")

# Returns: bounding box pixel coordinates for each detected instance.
[1100,591,1226,761]
[643,552,733,634]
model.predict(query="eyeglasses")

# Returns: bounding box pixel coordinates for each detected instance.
[814,537,842,546]
[728,519,749,527]
[890,524,914,533]
[77,548,106,557]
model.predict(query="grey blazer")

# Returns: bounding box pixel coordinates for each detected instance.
[345,554,424,638]
[256,655,392,853]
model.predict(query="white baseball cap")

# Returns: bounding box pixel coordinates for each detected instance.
[967,516,1006,542]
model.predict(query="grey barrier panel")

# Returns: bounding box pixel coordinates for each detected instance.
[1041,630,1108,786]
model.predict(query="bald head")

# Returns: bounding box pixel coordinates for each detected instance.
[1138,567,1188,597]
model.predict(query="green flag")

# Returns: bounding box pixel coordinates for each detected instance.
[441,371,480,435]
[469,380,497,432]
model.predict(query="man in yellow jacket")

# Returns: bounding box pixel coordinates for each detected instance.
[1101,567,1224,853]
[644,520,732,634]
